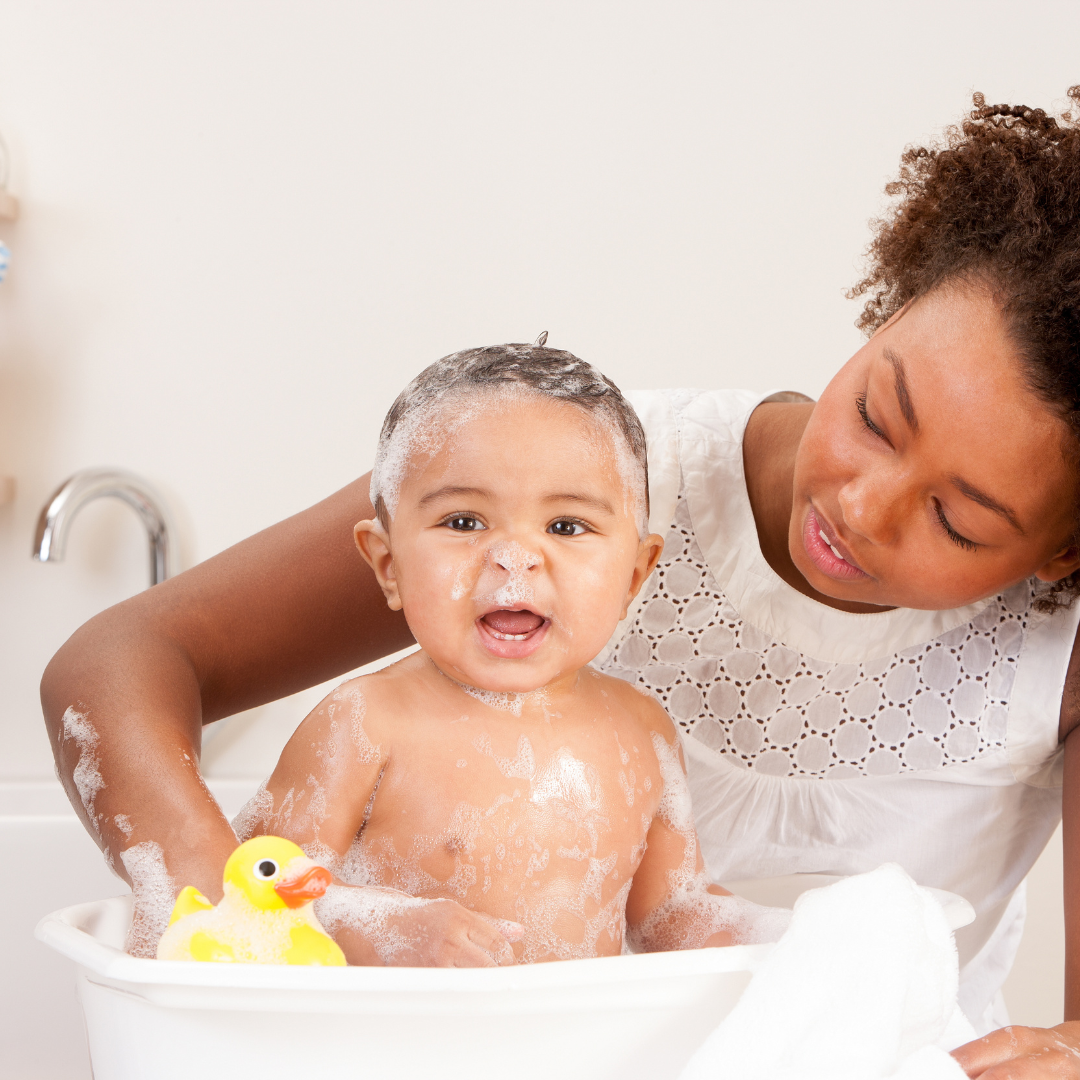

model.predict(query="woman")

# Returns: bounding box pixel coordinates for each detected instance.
[43,90,1080,1076]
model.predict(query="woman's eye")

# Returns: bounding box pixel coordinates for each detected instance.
[856,394,888,441]
[444,515,485,532]
[933,500,979,553]
[549,519,588,537]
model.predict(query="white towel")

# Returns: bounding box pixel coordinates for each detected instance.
[680,865,974,1080]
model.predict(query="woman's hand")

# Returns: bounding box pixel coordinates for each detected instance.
[951,1022,1080,1077]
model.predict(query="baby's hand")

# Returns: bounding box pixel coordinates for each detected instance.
[386,900,523,967]
[315,884,523,967]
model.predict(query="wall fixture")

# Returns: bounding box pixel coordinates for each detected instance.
[33,469,176,588]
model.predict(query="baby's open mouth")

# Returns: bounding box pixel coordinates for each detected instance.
[475,608,550,659]
[480,609,546,640]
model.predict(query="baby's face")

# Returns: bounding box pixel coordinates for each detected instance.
[357,395,662,695]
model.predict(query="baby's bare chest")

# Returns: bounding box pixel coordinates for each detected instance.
[351,727,661,909]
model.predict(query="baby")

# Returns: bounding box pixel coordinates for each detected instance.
[235,343,788,965]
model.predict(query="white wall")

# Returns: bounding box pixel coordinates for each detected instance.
[0,0,1075,1025]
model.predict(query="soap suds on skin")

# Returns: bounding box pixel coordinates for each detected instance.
[459,686,530,716]
[314,883,430,964]
[60,707,104,823]
[121,841,177,958]
[305,740,629,964]
[232,780,274,842]
[326,685,381,765]
[237,727,784,965]
[474,540,538,610]
[473,733,535,779]
[629,733,792,951]
[237,687,383,848]
[370,387,486,520]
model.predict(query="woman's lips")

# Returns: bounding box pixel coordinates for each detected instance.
[802,507,869,582]
[476,609,550,658]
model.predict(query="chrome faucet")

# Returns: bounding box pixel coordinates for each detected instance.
[33,468,176,587]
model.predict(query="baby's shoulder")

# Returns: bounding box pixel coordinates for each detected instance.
[583,666,679,745]
[322,652,429,742]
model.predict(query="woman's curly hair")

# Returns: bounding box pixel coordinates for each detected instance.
[850,86,1080,609]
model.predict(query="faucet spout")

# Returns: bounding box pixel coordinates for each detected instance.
[33,469,176,587]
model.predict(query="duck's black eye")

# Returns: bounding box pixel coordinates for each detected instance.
[255,859,279,879]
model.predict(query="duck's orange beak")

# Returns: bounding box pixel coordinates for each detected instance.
[274,862,333,909]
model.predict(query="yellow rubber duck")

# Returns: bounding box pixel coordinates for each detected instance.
[156,836,346,966]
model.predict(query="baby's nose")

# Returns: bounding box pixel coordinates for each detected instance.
[490,540,542,572]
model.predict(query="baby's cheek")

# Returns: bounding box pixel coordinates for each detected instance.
[565,556,636,618]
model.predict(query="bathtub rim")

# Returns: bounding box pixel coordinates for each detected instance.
[37,894,775,995]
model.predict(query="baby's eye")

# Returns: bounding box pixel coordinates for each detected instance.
[548,519,589,537]
[443,515,486,532]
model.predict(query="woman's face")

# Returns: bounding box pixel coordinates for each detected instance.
[790,283,1080,611]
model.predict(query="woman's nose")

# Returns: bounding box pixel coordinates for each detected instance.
[837,464,910,546]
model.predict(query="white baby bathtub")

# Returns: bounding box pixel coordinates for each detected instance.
[37,895,772,1080]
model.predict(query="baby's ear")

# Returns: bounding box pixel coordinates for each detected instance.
[620,533,665,619]
[354,519,402,611]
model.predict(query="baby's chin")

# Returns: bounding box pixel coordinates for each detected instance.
[421,651,578,700]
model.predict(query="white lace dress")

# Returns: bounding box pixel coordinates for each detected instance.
[597,388,1077,1033]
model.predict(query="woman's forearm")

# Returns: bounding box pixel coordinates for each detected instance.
[40,473,413,924]
[1064,729,1080,1020]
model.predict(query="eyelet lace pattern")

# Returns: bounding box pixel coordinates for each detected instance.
[600,491,1031,779]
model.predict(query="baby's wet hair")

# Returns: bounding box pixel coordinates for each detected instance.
[369,342,649,529]
[850,86,1080,607]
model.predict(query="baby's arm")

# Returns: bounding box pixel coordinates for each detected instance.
[625,728,790,952]
[239,678,519,967]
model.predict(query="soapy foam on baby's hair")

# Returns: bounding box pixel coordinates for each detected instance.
[374,388,647,536]
[368,344,649,535]
[121,841,177,957]
[627,733,791,950]
[60,707,104,823]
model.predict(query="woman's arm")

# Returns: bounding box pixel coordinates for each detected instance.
[40,473,413,930]
[949,625,1080,1076]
